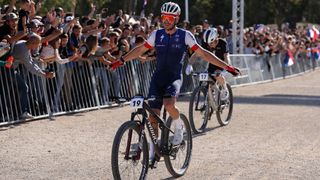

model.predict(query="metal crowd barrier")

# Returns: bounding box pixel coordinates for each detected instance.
[0,53,319,125]
[0,58,157,125]
[225,53,320,86]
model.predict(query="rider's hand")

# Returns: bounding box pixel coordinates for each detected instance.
[185,64,193,75]
[225,66,240,76]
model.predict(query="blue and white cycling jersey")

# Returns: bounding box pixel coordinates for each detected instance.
[144,28,200,108]
[144,28,199,80]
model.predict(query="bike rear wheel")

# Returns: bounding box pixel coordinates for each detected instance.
[189,86,210,134]
[111,121,149,180]
[216,83,233,126]
[163,114,192,178]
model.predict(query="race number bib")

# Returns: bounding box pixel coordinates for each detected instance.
[130,97,144,108]
[199,73,209,81]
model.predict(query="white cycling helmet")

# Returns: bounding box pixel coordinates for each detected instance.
[203,28,218,44]
[161,2,181,16]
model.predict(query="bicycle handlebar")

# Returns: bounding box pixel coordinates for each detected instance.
[115,96,158,103]
[192,72,220,76]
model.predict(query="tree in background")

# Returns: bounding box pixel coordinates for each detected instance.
[0,0,319,28]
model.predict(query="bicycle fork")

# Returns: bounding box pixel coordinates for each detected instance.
[124,112,145,161]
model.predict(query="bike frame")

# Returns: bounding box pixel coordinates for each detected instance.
[198,76,221,112]
[125,100,174,161]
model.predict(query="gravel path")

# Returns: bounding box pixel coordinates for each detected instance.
[1,70,320,180]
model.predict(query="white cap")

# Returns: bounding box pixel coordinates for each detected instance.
[31,19,44,26]
[65,16,74,22]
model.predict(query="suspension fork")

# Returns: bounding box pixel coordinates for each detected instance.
[124,111,145,160]
[124,128,133,160]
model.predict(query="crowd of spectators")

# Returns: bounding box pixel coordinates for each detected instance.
[0,0,319,120]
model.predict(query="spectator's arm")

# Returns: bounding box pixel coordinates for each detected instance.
[103,51,117,62]
[95,56,111,66]
[23,55,46,77]
[35,1,42,13]
[41,56,56,63]
[53,49,71,64]
[88,3,96,19]
[83,27,103,37]
[41,28,63,43]
[4,31,27,44]
[82,20,100,33]
[5,0,16,14]
[54,49,79,64]
[63,21,74,34]
[80,57,93,65]
[21,16,27,32]
[29,1,36,19]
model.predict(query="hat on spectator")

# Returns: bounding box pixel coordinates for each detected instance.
[5,13,18,21]
[33,16,43,21]
[65,16,74,22]
[203,19,209,24]
[30,19,44,27]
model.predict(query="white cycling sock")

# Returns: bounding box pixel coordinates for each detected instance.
[173,117,183,130]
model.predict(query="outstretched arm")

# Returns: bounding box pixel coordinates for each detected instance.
[194,46,239,76]
[121,44,149,62]
[194,46,229,69]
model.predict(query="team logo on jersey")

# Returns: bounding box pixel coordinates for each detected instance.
[160,35,165,42]
[172,44,181,48]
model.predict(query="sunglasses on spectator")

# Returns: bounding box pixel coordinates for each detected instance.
[161,14,176,24]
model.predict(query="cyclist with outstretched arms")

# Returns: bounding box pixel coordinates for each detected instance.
[110,2,240,161]
[186,27,231,100]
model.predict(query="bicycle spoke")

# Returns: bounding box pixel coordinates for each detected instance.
[189,86,209,133]
[216,83,233,126]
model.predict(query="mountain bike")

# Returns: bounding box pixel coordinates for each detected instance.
[111,95,192,179]
[189,72,233,134]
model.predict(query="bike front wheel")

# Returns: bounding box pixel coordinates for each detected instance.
[216,83,233,126]
[163,113,192,178]
[111,121,149,180]
[189,86,210,134]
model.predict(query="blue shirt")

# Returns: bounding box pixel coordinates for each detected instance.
[145,28,199,80]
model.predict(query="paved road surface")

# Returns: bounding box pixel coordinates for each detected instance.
[1,70,320,180]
